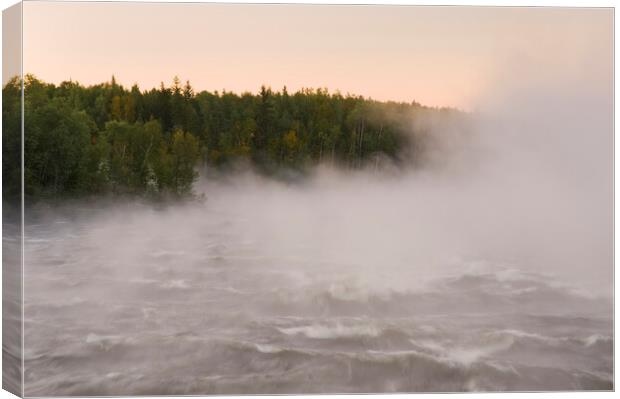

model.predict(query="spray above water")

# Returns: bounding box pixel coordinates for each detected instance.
[21,73,613,393]
[17,9,613,393]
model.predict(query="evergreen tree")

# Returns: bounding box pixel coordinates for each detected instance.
[2,74,468,200]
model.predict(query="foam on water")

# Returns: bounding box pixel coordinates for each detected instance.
[19,194,613,395]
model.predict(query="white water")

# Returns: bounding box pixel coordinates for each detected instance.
[20,170,612,394]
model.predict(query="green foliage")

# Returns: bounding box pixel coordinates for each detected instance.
[24,96,94,197]
[3,75,458,200]
[2,77,22,199]
[170,130,200,196]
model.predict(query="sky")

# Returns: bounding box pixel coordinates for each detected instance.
[19,2,613,109]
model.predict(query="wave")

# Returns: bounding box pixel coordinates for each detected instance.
[409,335,515,367]
[278,322,382,339]
[261,266,612,320]
[583,334,612,347]
[23,323,613,396]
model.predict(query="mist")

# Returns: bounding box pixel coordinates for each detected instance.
[20,15,613,394]
[21,70,613,393]
[179,62,611,297]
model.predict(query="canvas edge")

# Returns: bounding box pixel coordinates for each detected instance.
[2,1,24,397]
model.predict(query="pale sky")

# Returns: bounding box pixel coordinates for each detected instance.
[21,2,612,109]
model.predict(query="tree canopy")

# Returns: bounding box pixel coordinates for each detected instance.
[3,75,465,200]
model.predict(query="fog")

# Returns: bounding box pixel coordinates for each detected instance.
[24,64,613,297]
[20,27,613,394]
[21,75,613,393]
[175,63,612,297]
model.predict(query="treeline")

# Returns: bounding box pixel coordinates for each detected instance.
[3,75,462,200]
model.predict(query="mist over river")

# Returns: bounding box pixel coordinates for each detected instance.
[7,3,612,394]
[18,165,613,395]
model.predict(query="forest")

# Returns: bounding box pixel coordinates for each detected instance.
[3,75,464,200]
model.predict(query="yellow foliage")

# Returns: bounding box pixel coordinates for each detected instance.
[110,95,122,120]
[283,130,298,152]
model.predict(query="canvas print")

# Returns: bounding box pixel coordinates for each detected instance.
[2,1,614,396]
